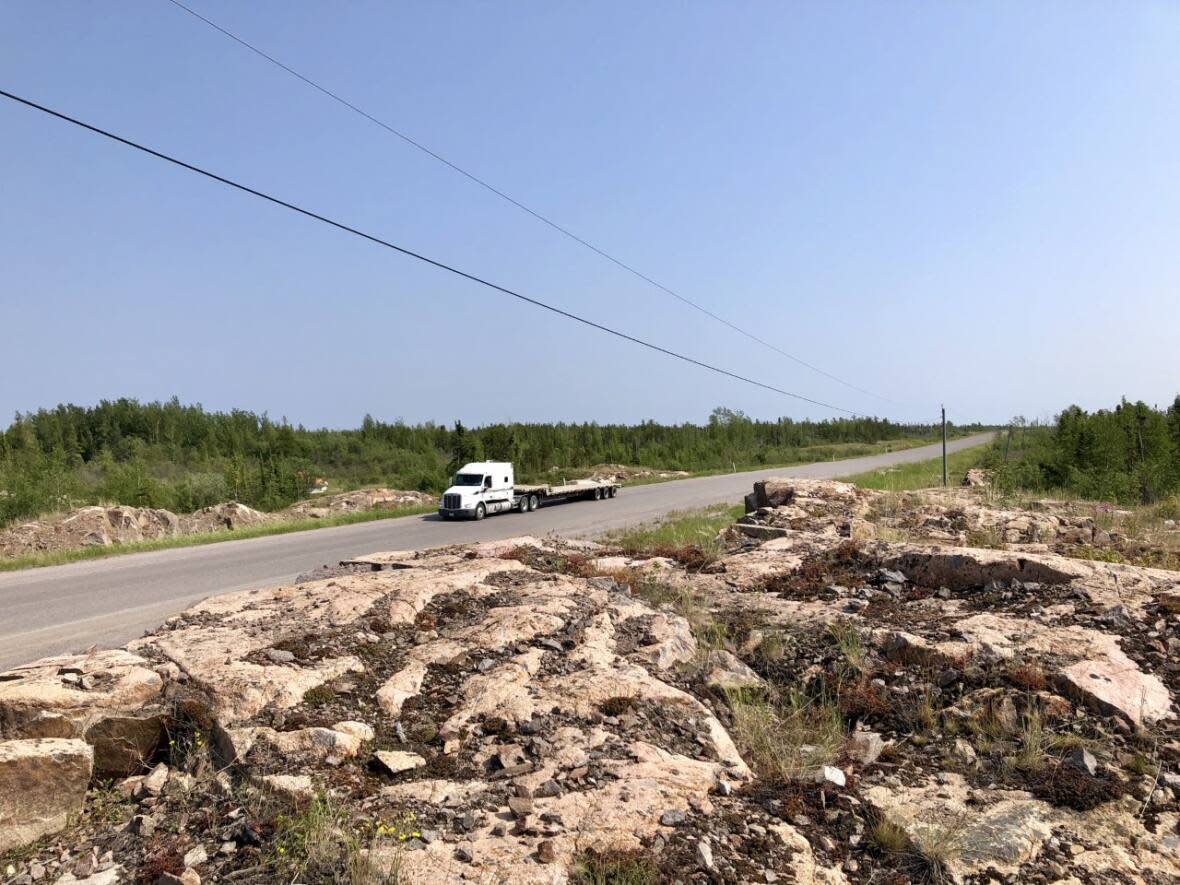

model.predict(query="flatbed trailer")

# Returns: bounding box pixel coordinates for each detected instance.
[438,461,620,520]
[512,478,619,512]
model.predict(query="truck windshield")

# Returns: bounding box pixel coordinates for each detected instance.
[453,473,484,487]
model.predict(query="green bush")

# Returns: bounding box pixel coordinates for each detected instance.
[992,397,1180,504]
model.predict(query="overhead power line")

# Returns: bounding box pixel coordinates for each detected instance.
[0,87,859,415]
[161,0,891,405]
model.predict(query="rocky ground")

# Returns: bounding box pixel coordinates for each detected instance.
[584,465,692,484]
[2,477,1179,884]
[0,489,436,560]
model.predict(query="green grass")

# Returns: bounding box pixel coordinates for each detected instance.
[0,504,437,573]
[602,503,745,556]
[838,441,994,491]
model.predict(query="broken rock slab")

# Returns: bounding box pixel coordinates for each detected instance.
[373,750,427,776]
[753,478,866,511]
[1057,646,1174,727]
[259,773,314,802]
[53,868,126,885]
[0,650,164,741]
[702,649,766,692]
[878,542,1180,609]
[218,725,365,766]
[0,738,94,853]
[0,650,166,778]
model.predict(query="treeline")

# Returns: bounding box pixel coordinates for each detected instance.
[990,397,1180,504]
[0,399,969,524]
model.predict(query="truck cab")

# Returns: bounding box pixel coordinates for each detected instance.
[439,461,515,520]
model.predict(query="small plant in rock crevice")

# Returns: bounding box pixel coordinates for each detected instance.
[269,790,404,884]
[726,686,845,782]
[572,848,661,885]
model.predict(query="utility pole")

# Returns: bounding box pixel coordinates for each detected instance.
[941,405,948,487]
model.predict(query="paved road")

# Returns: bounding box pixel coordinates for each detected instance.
[0,433,992,669]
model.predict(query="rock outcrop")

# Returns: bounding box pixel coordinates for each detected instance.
[283,488,434,519]
[2,477,1178,883]
[0,488,437,560]
[0,502,271,558]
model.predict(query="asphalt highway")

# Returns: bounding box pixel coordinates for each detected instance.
[0,433,992,669]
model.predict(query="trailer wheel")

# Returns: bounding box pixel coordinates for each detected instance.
[474,503,486,521]
[609,486,617,498]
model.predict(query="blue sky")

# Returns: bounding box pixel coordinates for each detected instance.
[2,2,1178,429]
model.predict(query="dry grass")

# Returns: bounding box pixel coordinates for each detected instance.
[827,621,869,676]
[871,812,966,885]
[627,577,708,625]
[869,817,910,855]
[1005,660,1047,692]
[727,687,845,782]
[572,848,662,885]
[1013,710,1087,773]
[750,629,789,665]
[908,816,967,884]
[912,686,938,734]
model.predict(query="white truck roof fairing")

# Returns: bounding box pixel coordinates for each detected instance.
[458,461,511,475]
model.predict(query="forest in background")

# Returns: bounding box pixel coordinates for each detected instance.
[989,396,1180,504]
[0,399,969,524]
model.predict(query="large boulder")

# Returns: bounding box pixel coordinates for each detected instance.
[753,478,864,511]
[182,501,271,533]
[878,541,1179,608]
[0,738,94,852]
[880,547,1081,592]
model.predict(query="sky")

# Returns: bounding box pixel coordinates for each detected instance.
[2,2,1178,430]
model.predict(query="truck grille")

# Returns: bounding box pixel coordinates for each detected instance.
[443,494,462,510]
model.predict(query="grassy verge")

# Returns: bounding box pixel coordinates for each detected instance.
[838,442,994,491]
[601,503,745,559]
[0,504,437,573]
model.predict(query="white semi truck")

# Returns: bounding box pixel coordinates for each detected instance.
[438,461,619,520]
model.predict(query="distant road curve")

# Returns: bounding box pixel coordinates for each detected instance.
[0,433,993,669]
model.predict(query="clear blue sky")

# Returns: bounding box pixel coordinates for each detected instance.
[2,2,1178,429]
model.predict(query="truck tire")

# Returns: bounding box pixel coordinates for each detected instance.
[474,503,486,521]
[529,494,539,512]
[608,486,617,498]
